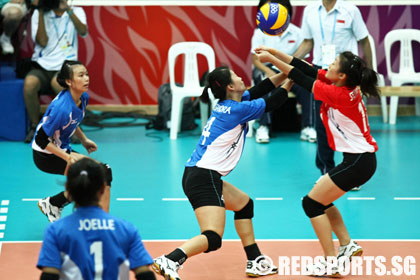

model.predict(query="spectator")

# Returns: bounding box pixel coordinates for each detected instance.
[0,0,28,54]
[251,0,316,143]
[24,0,87,143]
[293,0,373,188]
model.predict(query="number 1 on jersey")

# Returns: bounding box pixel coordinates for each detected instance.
[201,117,216,145]
[90,241,103,279]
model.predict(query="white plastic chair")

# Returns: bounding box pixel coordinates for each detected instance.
[384,29,420,124]
[367,34,387,123]
[168,42,216,139]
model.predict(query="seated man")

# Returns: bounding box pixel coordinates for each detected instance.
[24,0,87,143]
[251,0,316,143]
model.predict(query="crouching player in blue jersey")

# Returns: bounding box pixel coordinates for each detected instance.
[153,66,293,280]
[37,158,155,280]
[31,60,112,222]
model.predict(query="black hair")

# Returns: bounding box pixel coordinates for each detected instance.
[56,60,85,89]
[66,158,106,207]
[338,52,380,99]
[200,66,232,104]
[257,0,293,19]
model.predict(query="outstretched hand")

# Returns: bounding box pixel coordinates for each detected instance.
[255,50,274,64]
[254,45,271,54]
[82,139,98,154]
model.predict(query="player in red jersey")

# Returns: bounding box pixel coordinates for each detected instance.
[255,46,380,277]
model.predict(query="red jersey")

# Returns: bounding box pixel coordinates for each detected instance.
[313,69,378,153]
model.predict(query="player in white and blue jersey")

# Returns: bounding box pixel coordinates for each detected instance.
[153,66,294,280]
[37,158,155,280]
[32,60,112,223]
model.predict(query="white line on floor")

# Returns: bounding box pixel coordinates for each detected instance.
[116,198,144,201]
[1,200,9,206]
[394,197,420,200]
[162,198,188,201]
[22,199,41,201]
[347,197,376,200]
[255,197,283,201]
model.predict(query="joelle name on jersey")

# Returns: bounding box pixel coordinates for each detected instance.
[78,218,115,231]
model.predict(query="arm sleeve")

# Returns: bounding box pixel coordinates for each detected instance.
[290,57,318,78]
[301,7,313,40]
[35,126,51,150]
[248,78,276,100]
[288,68,316,92]
[312,80,341,107]
[37,226,62,270]
[263,88,288,112]
[73,7,88,37]
[128,227,153,269]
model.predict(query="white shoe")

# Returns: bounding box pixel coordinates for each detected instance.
[350,186,362,191]
[338,240,363,260]
[38,197,62,222]
[246,255,278,277]
[306,258,341,278]
[152,255,181,280]
[0,33,14,54]
[300,127,317,143]
[256,125,270,143]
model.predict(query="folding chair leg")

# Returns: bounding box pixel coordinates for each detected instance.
[380,96,388,123]
[389,96,399,125]
[170,96,183,140]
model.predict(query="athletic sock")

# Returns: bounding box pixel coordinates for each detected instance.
[49,192,70,208]
[244,243,261,260]
[166,248,188,265]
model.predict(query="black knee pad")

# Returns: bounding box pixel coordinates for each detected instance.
[234,198,254,220]
[302,195,326,218]
[135,271,155,280]
[102,163,113,186]
[202,230,222,253]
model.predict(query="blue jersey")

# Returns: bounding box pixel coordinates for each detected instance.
[37,206,153,280]
[186,91,266,176]
[32,90,88,153]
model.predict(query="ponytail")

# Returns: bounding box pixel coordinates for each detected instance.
[339,52,380,99]
[66,158,106,206]
[200,85,211,104]
[360,67,381,99]
[199,66,232,103]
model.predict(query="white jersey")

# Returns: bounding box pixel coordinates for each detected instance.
[186,91,266,176]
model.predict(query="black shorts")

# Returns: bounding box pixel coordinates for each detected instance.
[329,152,377,192]
[33,149,72,175]
[182,166,225,210]
[26,62,58,95]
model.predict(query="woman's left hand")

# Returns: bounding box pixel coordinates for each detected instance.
[82,139,97,154]
[255,50,273,64]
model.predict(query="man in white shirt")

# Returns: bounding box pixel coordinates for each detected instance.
[251,0,316,144]
[294,0,372,183]
[23,0,87,143]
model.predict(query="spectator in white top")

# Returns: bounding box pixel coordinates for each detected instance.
[251,0,316,144]
[293,0,372,187]
[23,0,87,143]
[0,0,28,54]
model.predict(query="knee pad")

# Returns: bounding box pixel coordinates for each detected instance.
[302,195,326,218]
[102,163,113,186]
[234,198,254,220]
[202,230,222,253]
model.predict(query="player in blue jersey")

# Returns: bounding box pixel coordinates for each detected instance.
[37,158,155,280]
[153,66,294,280]
[32,60,112,223]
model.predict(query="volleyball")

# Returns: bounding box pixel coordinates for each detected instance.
[256,2,290,36]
